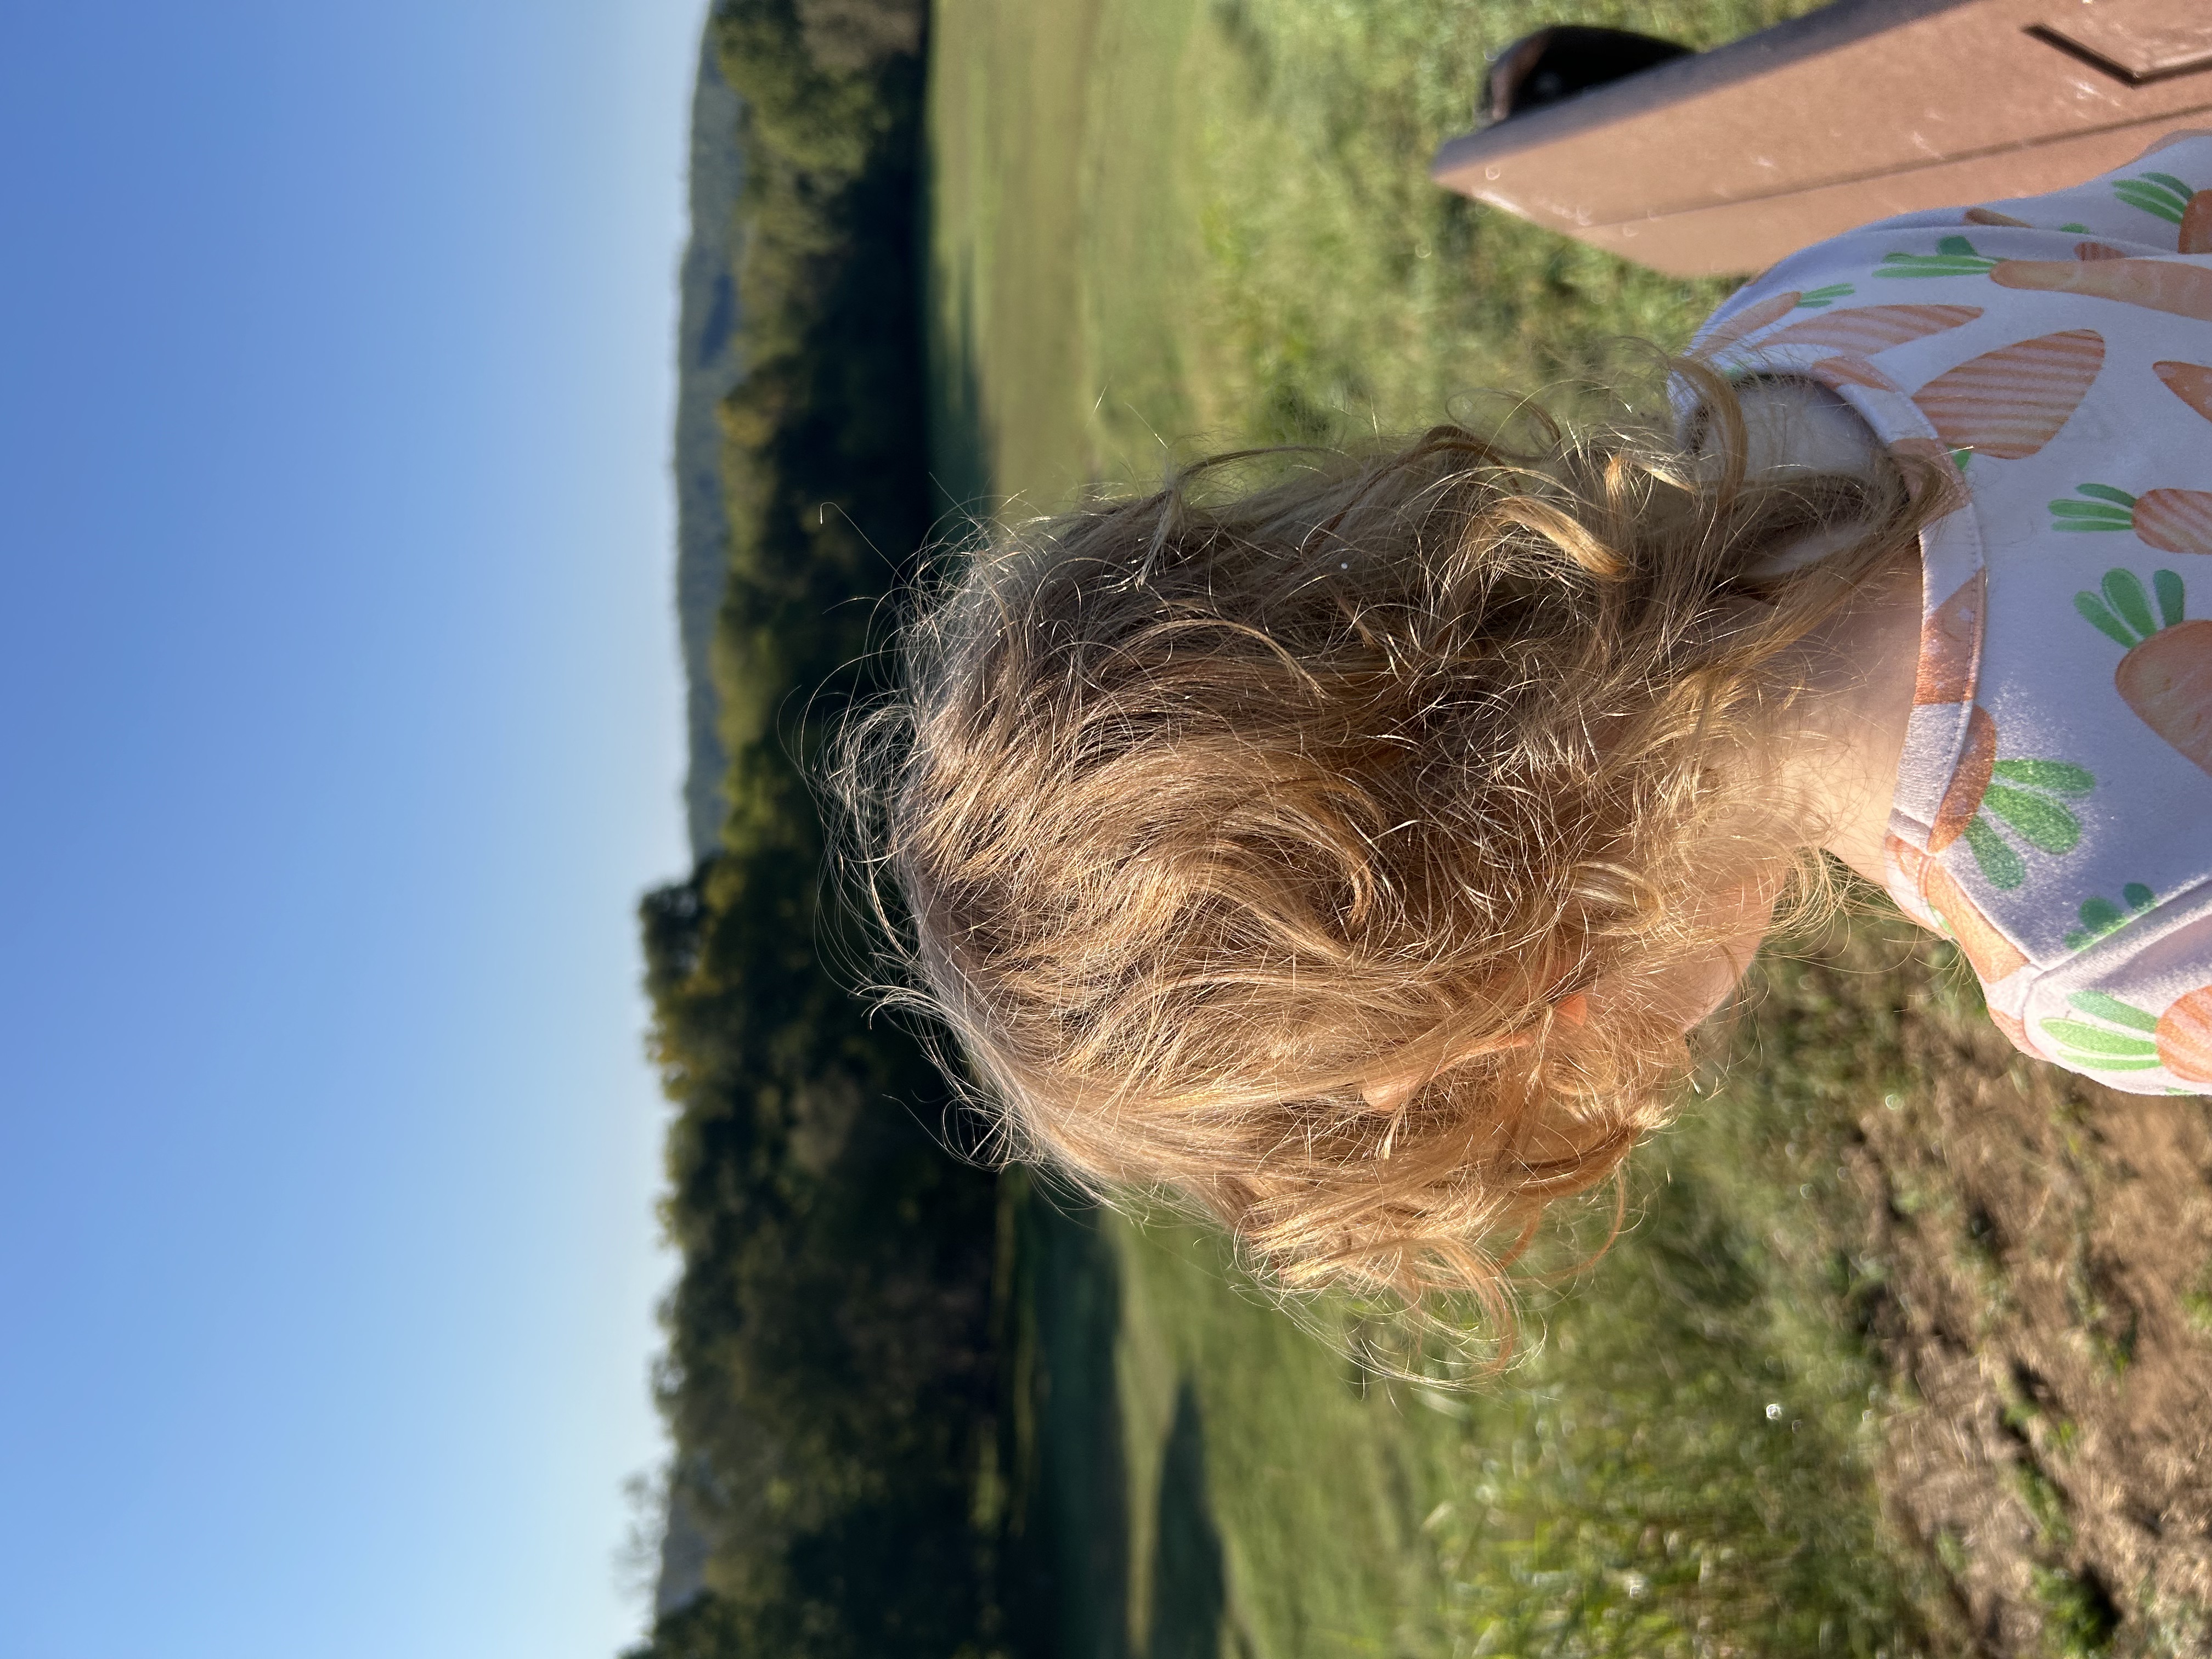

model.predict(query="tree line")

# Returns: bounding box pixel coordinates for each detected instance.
[627,3,1011,1654]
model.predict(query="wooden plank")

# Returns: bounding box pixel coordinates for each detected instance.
[1570,117,2205,272]
[2035,0,2212,83]
[1432,0,2212,276]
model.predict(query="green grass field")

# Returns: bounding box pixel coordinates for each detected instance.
[924,3,1971,1654]
[927,0,1822,518]
[994,932,1972,1658]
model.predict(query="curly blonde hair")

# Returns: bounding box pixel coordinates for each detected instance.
[834,364,1934,1325]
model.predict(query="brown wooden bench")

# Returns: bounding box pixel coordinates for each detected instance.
[1431,0,2212,276]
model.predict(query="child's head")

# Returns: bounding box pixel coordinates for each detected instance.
[838,370,1926,1320]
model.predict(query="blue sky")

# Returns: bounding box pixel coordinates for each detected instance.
[0,3,702,1654]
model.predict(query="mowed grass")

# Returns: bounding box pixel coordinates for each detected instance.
[927,0,1826,516]
[1004,926,1964,1658]
[928,3,1963,1653]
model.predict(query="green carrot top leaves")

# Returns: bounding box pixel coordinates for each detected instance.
[2070,989,2159,1031]
[2114,172,2196,227]
[1989,758,2094,797]
[2043,990,2163,1071]
[1960,755,2095,889]
[2076,567,2186,648]
[1795,283,1854,308]
[2065,883,2157,951]
[2074,483,2138,507]
[2050,483,2137,532]
[1876,235,1996,279]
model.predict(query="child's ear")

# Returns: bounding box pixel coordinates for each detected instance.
[1581,886,1777,1036]
[1358,1065,1431,1114]
[1358,1015,1558,1111]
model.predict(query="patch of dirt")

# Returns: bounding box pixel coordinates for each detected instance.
[1786,933,2212,1655]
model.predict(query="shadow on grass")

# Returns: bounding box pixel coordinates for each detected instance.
[1147,1380,1228,1659]
[923,225,996,535]
[1013,1198,1232,1659]
[1015,1195,1133,1659]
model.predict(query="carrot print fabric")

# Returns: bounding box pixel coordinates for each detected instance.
[1691,133,2212,1096]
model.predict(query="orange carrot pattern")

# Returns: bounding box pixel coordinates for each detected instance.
[2138,491,2212,555]
[2158,986,2212,1081]
[1888,830,2028,977]
[2114,172,2199,229]
[1695,291,1802,357]
[1990,259,2212,324]
[1886,832,2034,984]
[2153,360,2212,425]
[1928,704,1997,851]
[1875,234,2148,280]
[2078,567,2212,777]
[1884,832,1925,894]
[2038,988,2212,1086]
[1765,303,1979,355]
[1920,702,2094,889]
[2117,623,2212,777]
[1915,571,1983,706]
[1911,330,2104,460]
[1705,152,2212,1084]
[2182,193,2212,256]
[1922,860,2029,983]
[2049,483,2212,555]
[1695,285,1857,357]
[1807,354,1896,392]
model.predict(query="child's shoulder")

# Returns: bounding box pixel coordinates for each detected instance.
[1696,130,2212,362]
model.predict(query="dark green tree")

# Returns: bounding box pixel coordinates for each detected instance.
[628,3,1006,1655]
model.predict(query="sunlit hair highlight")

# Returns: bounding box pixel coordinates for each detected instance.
[833,360,1939,1344]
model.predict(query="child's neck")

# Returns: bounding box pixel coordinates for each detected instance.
[1734,376,1923,889]
[1780,545,1922,887]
